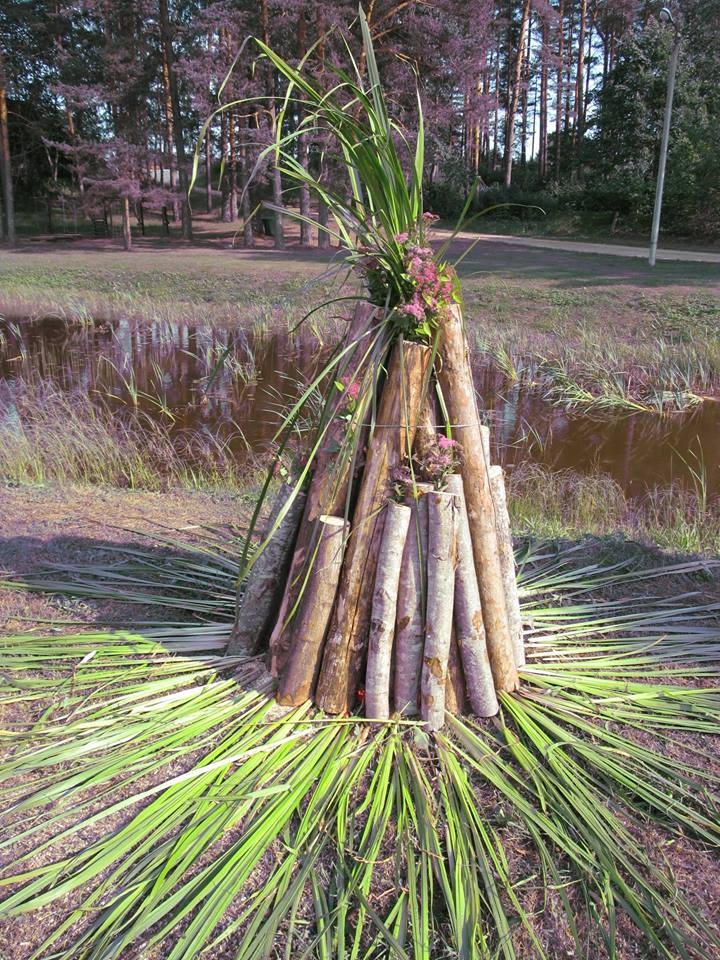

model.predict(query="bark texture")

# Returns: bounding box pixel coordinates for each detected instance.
[364,502,411,720]
[316,340,432,714]
[267,302,376,676]
[438,304,519,693]
[276,515,349,705]
[393,483,432,716]
[445,629,467,716]
[489,465,525,668]
[420,491,457,731]
[227,485,307,657]
[446,474,499,717]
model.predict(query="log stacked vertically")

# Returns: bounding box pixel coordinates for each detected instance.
[243,303,524,729]
[316,340,432,714]
[437,303,520,693]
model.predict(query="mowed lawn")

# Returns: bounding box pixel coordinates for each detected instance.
[2,231,718,346]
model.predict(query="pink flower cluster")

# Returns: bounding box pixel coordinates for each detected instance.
[395,233,456,338]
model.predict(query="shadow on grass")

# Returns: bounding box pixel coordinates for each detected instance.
[0,532,237,629]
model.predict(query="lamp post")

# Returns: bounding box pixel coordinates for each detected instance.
[648,7,682,267]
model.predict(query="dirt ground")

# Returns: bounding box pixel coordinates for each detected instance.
[0,483,243,633]
[1,481,719,959]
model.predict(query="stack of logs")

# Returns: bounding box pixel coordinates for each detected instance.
[228,301,525,730]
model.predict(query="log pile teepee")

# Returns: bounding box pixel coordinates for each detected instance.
[230,300,525,731]
[220,7,525,729]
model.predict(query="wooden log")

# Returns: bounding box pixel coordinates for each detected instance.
[267,301,377,676]
[393,482,432,716]
[445,628,467,716]
[489,465,525,668]
[364,501,412,720]
[446,474,499,717]
[413,385,438,464]
[227,484,307,656]
[437,303,519,693]
[420,491,457,732]
[276,515,349,705]
[316,340,432,714]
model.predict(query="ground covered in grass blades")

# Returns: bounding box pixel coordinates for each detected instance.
[1,534,719,960]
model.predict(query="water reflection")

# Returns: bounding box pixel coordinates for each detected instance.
[1,315,718,496]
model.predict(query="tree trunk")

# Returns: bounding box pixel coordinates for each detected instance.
[0,51,15,245]
[437,304,519,693]
[317,196,330,249]
[276,515,349,705]
[503,0,532,189]
[316,340,432,714]
[272,164,285,249]
[573,0,587,148]
[555,0,565,179]
[365,501,412,720]
[239,118,254,246]
[539,17,548,179]
[420,491,457,732]
[122,196,132,250]
[158,0,192,240]
[205,124,213,214]
[228,110,239,222]
[298,131,312,246]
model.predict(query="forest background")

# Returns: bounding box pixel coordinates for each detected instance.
[1,0,719,249]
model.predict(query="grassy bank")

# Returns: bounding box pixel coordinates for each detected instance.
[0,380,258,493]
[3,243,719,392]
[3,242,720,554]
[508,463,720,555]
[2,381,719,554]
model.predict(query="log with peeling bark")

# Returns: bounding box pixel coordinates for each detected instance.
[393,482,432,715]
[489,465,525,668]
[276,515,349,705]
[438,303,519,693]
[445,628,467,716]
[316,340,432,714]
[267,302,377,676]
[446,474,499,717]
[227,484,307,657]
[364,501,412,720]
[420,491,457,731]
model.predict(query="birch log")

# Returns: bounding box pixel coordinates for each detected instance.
[364,501,411,720]
[267,302,376,676]
[489,465,525,668]
[316,340,432,714]
[446,474,499,717]
[393,482,432,715]
[276,516,349,705]
[420,491,457,732]
[227,485,307,656]
[437,303,519,693]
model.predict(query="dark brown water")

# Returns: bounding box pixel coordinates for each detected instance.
[1,314,719,496]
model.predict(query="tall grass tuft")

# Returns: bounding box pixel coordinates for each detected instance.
[0,380,247,491]
[509,462,720,554]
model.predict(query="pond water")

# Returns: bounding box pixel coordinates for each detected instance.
[1,314,719,497]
